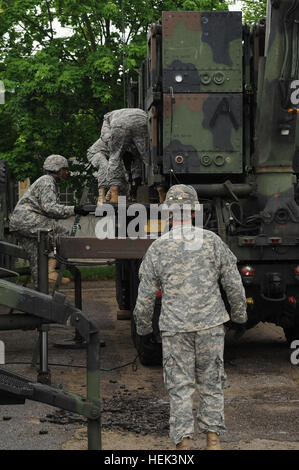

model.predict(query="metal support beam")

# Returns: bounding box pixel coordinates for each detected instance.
[57,237,154,260]
[0,367,101,422]
[0,314,46,331]
[0,278,102,450]
[192,183,256,199]
[37,230,50,384]
[87,332,101,450]
[0,240,28,259]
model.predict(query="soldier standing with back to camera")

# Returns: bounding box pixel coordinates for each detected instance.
[9,154,89,287]
[133,184,247,450]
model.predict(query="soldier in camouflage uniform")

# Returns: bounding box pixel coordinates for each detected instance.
[133,184,247,450]
[9,155,88,287]
[87,108,149,204]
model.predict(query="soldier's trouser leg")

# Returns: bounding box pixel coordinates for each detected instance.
[162,332,197,445]
[47,224,72,283]
[95,153,109,190]
[131,121,148,195]
[162,326,226,445]
[16,235,38,287]
[132,123,149,166]
[195,325,226,436]
[106,127,127,188]
[52,222,72,239]
[130,159,142,182]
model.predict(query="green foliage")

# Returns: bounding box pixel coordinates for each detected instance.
[0,0,232,193]
[242,0,267,24]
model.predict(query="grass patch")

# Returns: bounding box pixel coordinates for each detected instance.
[64,265,115,282]
[12,264,115,283]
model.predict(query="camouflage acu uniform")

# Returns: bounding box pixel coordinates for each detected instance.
[87,108,149,192]
[87,134,129,196]
[9,174,74,286]
[133,225,247,445]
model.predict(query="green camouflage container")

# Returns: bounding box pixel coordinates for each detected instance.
[161,11,243,175]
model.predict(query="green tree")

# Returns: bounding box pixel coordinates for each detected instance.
[0,0,232,192]
[242,0,267,24]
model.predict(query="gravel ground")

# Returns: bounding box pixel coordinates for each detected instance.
[0,280,299,451]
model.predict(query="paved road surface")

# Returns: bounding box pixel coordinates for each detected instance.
[0,280,299,450]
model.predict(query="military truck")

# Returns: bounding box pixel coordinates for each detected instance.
[125,0,299,364]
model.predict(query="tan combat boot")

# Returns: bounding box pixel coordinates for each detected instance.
[109,185,119,203]
[205,432,221,450]
[175,437,190,450]
[48,258,70,285]
[97,187,106,205]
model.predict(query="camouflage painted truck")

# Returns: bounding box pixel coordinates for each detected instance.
[125,0,299,364]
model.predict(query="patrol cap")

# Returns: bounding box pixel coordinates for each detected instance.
[43,155,69,172]
[165,184,199,209]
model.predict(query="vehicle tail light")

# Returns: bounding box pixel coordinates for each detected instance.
[241,266,255,277]
[268,237,282,244]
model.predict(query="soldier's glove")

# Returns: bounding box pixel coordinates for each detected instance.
[141,332,155,345]
[74,205,89,216]
[224,320,247,334]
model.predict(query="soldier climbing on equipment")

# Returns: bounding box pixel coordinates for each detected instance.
[133,184,248,450]
[87,108,149,204]
[9,155,89,287]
